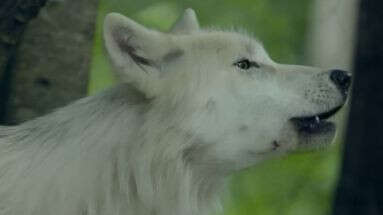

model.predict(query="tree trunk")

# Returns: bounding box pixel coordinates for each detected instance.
[307,0,359,71]
[332,0,383,214]
[1,0,99,124]
[0,0,48,123]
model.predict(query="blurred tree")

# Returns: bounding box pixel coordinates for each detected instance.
[0,0,48,123]
[0,0,99,124]
[333,0,383,214]
[307,0,358,71]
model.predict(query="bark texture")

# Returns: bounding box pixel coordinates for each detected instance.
[0,0,48,123]
[333,0,383,214]
[1,0,99,124]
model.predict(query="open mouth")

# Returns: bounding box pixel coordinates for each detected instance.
[290,106,342,134]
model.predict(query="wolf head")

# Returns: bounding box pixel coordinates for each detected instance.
[104,9,351,171]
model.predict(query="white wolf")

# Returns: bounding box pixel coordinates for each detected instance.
[0,8,350,215]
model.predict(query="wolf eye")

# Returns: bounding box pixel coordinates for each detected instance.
[234,59,260,70]
[235,59,251,70]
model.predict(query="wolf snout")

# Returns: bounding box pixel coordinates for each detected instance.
[329,69,352,96]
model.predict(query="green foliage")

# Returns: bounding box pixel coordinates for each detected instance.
[89,1,344,214]
[224,145,342,215]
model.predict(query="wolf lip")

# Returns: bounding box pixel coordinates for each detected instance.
[290,106,342,134]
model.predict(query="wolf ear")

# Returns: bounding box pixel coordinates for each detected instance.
[104,13,170,97]
[170,8,200,34]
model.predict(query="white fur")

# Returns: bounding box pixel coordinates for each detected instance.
[0,9,347,215]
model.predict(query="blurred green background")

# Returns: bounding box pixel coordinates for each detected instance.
[88,0,344,214]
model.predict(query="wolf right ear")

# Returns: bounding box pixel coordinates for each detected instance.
[104,13,172,97]
[170,8,200,34]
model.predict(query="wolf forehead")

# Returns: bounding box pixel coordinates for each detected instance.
[112,24,266,61]
[168,32,267,60]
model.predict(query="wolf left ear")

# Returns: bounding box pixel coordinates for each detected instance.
[104,13,171,97]
[170,8,200,34]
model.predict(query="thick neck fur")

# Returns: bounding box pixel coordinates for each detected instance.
[0,84,224,215]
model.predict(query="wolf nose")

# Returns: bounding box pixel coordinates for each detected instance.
[329,69,352,95]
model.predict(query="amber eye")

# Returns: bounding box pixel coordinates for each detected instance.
[234,59,260,70]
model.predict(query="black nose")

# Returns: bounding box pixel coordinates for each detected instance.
[329,69,352,95]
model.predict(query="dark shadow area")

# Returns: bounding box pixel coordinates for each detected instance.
[0,44,14,124]
[333,0,383,214]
